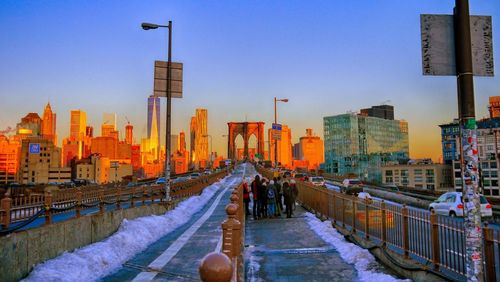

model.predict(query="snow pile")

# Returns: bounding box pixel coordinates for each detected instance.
[23,176,236,282]
[305,213,409,282]
[247,254,263,282]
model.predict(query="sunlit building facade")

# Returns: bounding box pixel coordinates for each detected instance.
[41,102,57,145]
[70,110,87,140]
[147,96,160,159]
[323,111,409,183]
[0,135,20,184]
[190,108,208,168]
[295,128,324,171]
[268,124,293,167]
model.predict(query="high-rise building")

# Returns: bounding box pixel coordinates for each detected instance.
[102,113,117,129]
[190,109,208,168]
[360,105,394,120]
[190,117,196,163]
[19,137,71,184]
[125,123,133,145]
[268,125,293,167]
[295,129,324,170]
[0,135,20,184]
[91,136,117,159]
[70,110,87,140]
[86,126,94,138]
[489,96,500,118]
[16,113,42,139]
[179,131,186,152]
[323,108,409,183]
[147,95,160,157]
[41,102,57,145]
[171,134,179,155]
[438,120,460,165]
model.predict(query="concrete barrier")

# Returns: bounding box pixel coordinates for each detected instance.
[0,203,171,282]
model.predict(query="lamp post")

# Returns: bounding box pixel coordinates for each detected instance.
[142,21,172,201]
[274,97,289,168]
[204,134,213,168]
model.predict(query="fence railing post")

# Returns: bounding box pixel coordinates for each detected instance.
[402,205,409,259]
[1,195,12,229]
[116,187,122,209]
[44,192,53,225]
[142,186,147,205]
[331,192,336,225]
[99,189,105,214]
[364,198,369,239]
[76,189,82,218]
[341,197,346,228]
[430,210,440,271]
[381,200,387,247]
[130,187,135,207]
[483,223,495,281]
[351,198,356,234]
[222,203,241,260]
[199,252,233,282]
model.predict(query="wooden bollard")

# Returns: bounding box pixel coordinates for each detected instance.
[1,196,12,229]
[199,252,233,282]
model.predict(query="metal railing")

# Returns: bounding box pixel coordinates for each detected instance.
[256,165,500,282]
[0,169,229,235]
[199,180,245,282]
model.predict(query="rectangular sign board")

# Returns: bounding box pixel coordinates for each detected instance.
[154,61,183,98]
[110,161,119,168]
[272,123,282,131]
[272,123,282,140]
[420,14,494,76]
[29,143,40,154]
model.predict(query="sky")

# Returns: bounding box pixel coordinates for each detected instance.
[0,0,499,161]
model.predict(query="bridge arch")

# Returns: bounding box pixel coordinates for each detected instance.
[227,122,265,160]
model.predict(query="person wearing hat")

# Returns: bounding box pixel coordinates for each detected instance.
[242,179,251,216]
[267,180,277,218]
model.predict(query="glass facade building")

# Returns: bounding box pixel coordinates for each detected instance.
[323,113,409,183]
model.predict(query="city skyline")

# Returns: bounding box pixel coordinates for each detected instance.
[1,0,499,161]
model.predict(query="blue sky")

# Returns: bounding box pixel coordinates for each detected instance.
[0,0,499,160]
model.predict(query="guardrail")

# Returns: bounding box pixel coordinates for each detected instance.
[0,169,230,235]
[199,180,245,282]
[256,165,499,282]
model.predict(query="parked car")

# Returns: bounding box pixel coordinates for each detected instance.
[429,192,493,218]
[341,178,363,196]
[173,176,189,183]
[309,176,326,187]
[203,169,212,175]
[190,172,201,179]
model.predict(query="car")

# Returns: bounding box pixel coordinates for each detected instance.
[429,192,493,218]
[190,172,201,179]
[294,173,308,181]
[155,177,166,185]
[341,178,364,196]
[382,183,399,191]
[173,176,189,183]
[203,170,212,175]
[357,192,372,200]
[309,176,326,187]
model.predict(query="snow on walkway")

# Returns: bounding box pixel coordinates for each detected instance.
[305,213,410,282]
[23,175,238,282]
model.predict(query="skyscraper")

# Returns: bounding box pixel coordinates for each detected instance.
[125,123,133,145]
[268,124,292,167]
[147,95,160,157]
[190,109,208,168]
[70,110,87,140]
[41,102,57,145]
[296,129,324,170]
[323,107,409,183]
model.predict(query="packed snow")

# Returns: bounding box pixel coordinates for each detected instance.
[23,175,238,282]
[305,213,410,282]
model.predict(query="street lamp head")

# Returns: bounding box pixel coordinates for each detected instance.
[281,99,289,103]
[141,23,159,30]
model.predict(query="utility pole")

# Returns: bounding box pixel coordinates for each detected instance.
[454,0,483,280]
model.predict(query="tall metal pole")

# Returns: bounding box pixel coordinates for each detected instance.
[165,20,172,201]
[454,1,483,280]
[274,97,278,168]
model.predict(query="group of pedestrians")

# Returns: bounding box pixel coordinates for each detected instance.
[242,174,298,219]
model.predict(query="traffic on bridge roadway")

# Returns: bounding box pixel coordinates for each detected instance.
[22,163,407,282]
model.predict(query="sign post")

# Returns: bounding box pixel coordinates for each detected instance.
[421,1,494,280]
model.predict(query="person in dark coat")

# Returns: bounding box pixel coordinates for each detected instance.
[258,179,268,218]
[242,179,250,216]
[251,175,260,220]
[273,177,282,216]
[290,179,299,215]
[276,176,284,212]
[283,182,294,218]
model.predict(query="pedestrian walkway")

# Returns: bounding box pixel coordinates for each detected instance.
[103,168,247,282]
[244,206,357,282]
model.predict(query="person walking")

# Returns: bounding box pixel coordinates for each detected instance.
[251,175,260,220]
[273,177,282,216]
[242,179,250,216]
[267,180,277,218]
[290,179,299,215]
[283,182,293,218]
[259,179,268,218]
[277,176,284,212]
